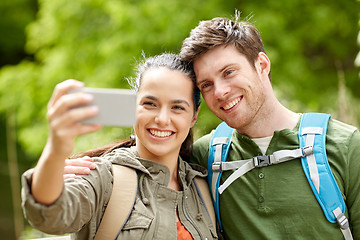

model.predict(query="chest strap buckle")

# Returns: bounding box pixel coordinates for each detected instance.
[253,155,271,167]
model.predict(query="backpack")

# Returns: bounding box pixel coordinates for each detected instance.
[208,113,353,240]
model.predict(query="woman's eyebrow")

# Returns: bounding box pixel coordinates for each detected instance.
[172,99,190,107]
[142,95,190,107]
[142,95,157,101]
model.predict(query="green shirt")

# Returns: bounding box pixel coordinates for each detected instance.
[192,116,360,239]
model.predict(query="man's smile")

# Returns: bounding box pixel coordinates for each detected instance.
[221,96,242,111]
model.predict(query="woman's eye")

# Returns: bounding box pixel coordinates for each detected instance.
[143,101,155,107]
[173,105,185,111]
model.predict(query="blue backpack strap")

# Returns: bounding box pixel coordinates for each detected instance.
[208,121,233,230]
[299,113,352,239]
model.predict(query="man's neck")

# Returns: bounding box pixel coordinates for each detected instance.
[237,100,299,138]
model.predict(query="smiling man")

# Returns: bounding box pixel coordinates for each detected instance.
[179,15,359,239]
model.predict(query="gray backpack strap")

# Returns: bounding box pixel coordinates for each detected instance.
[193,177,216,227]
[95,164,138,240]
[217,147,313,194]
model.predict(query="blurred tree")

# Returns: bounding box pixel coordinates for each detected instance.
[0,1,37,239]
[0,0,37,66]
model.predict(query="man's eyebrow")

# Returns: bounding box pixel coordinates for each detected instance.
[219,63,236,73]
[196,78,208,87]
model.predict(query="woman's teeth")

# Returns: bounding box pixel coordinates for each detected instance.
[150,129,172,137]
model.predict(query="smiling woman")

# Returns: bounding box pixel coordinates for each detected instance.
[21,53,217,240]
[134,67,198,170]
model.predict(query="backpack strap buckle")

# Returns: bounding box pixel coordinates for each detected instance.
[301,146,314,157]
[337,212,350,230]
[253,155,271,167]
[333,207,350,230]
[212,162,222,172]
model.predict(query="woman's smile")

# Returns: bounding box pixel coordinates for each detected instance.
[148,128,174,138]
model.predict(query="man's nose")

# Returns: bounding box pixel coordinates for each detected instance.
[214,79,230,100]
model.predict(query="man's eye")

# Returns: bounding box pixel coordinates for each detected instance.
[201,82,212,90]
[225,69,234,76]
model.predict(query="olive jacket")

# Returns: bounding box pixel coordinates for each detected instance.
[22,147,217,240]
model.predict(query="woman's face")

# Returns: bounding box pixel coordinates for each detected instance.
[134,67,198,162]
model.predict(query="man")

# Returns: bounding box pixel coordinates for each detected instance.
[65,16,359,239]
[178,16,359,239]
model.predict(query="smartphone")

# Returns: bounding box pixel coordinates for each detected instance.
[68,87,136,127]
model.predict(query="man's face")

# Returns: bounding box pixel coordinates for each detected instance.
[193,44,267,131]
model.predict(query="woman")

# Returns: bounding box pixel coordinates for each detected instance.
[22,53,217,239]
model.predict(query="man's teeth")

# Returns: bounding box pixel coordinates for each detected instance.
[150,129,172,137]
[223,98,240,110]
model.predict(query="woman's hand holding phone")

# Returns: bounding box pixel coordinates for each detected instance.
[46,79,101,159]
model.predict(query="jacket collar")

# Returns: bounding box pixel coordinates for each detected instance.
[108,146,207,187]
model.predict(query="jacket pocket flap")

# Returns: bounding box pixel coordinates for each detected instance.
[122,211,153,230]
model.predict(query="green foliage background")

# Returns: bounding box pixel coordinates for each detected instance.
[0,0,359,239]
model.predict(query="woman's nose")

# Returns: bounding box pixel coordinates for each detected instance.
[155,108,170,126]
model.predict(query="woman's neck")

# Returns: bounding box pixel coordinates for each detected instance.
[136,145,181,191]
[168,169,181,191]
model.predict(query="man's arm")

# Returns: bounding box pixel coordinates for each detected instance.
[346,129,360,237]
[63,157,96,179]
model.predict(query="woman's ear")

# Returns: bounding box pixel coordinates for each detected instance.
[190,107,200,128]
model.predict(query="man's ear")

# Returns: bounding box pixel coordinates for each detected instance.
[191,107,200,128]
[256,52,271,77]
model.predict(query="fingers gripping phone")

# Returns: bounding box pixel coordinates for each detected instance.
[68,88,136,127]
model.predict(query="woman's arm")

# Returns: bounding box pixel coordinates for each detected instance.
[31,79,101,205]
[22,158,113,235]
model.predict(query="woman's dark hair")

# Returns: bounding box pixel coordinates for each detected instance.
[72,53,201,161]
[130,53,201,112]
